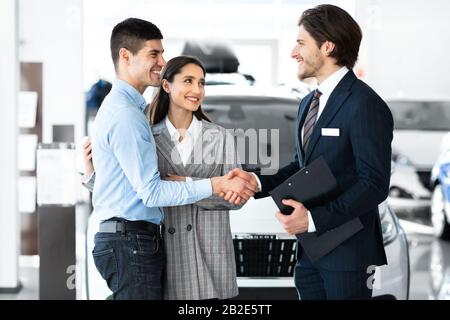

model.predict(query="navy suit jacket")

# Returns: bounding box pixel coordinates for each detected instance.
[256,70,393,271]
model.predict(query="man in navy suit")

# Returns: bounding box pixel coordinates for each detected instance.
[228,4,393,299]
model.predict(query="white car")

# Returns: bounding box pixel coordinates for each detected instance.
[388,154,431,216]
[84,85,410,300]
[230,198,409,300]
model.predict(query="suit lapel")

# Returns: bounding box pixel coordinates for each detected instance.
[304,71,357,164]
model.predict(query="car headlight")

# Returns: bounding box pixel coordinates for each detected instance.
[392,152,413,167]
[388,186,414,199]
[379,204,399,246]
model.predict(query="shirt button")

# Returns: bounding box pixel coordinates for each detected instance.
[186,224,192,231]
[168,227,176,234]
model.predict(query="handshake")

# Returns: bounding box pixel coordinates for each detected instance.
[84,137,258,205]
[212,168,259,205]
[166,168,259,205]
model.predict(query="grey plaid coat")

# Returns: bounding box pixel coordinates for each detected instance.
[152,120,241,300]
[84,119,241,300]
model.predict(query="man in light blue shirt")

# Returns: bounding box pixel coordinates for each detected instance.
[91,18,257,300]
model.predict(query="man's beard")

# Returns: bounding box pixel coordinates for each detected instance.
[298,55,323,81]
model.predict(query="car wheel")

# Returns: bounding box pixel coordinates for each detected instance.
[431,185,450,240]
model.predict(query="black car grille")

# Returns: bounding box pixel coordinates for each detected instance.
[233,235,297,277]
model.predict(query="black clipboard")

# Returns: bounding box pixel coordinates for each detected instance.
[269,156,363,263]
[269,156,339,215]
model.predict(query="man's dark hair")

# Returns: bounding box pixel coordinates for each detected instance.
[110,18,163,71]
[299,5,362,69]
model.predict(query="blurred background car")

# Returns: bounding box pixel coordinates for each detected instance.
[430,133,450,240]
[389,151,431,217]
[388,100,450,191]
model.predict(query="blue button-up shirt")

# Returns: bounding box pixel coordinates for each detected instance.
[92,79,212,224]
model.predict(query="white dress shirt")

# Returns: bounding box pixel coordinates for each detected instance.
[165,115,202,182]
[300,66,349,139]
[253,66,349,233]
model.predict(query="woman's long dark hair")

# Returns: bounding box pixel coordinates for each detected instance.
[150,55,211,125]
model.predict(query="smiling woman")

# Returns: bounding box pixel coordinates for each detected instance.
[147,56,247,300]
[151,56,211,126]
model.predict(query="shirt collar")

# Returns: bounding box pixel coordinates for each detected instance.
[317,66,349,98]
[165,115,202,142]
[112,78,148,113]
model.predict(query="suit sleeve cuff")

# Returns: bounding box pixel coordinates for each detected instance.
[307,210,317,233]
[251,172,262,192]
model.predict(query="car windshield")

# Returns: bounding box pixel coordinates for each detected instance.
[202,97,299,172]
[388,101,450,130]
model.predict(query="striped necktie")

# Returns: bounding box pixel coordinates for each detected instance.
[302,89,322,152]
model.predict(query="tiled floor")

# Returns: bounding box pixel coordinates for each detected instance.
[407,228,450,299]
[0,203,91,300]
[0,256,38,300]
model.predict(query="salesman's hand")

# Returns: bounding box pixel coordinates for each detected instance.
[226,168,259,188]
[83,136,95,177]
[211,174,258,205]
[276,199,309,235]
[219,168,259,202]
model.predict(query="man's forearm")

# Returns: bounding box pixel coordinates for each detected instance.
[139,178,213,208]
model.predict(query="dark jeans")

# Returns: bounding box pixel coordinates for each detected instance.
[92,228,165,300]
[294,253,373,300]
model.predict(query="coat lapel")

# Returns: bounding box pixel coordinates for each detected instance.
[189,121,222,178]
[304,71,357,164]
[152,122,188,176]
[184,122,216,177]
[152,120,218,178]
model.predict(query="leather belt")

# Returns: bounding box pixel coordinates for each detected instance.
[99,218,164,238]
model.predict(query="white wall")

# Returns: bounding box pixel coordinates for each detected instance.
[0,0,20,289]
[19,0,84,145]
[356,0,450,100]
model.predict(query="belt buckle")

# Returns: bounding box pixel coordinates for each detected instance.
[158,224,164,238]
[101,221,118,233]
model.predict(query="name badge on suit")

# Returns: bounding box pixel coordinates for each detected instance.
[321,128,340,137]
